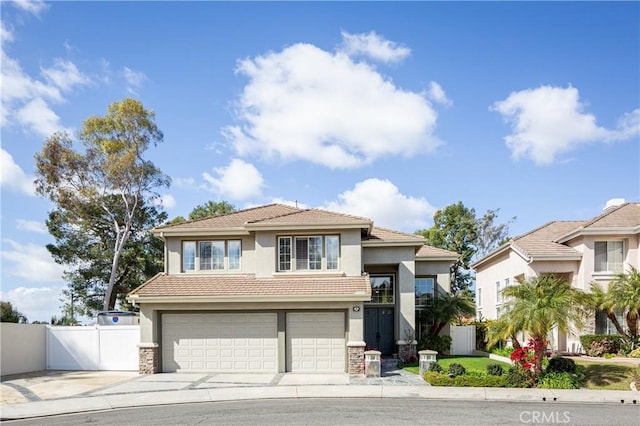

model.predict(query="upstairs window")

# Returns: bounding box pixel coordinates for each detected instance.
[415,277,435,307]
[476,288,483,307]
[594,241,623,273]
[495,281,502,304]
[277,235,339,272]
[369,275,394,304]
[182,240,241,272]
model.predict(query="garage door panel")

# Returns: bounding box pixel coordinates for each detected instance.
[162,313,277,373]
[286,312,345,373]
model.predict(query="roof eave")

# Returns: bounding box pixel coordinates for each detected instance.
[556,226,640,243]
[471,244,512,269]
[152,227,251,237]
[528,254,583,262]
[128,293,371,304]
[362,240,425,248]
[416,255,459,262]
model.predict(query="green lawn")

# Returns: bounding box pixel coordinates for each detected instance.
[403,355,511,375]
[575,359,638,391]
[402,356,639,391]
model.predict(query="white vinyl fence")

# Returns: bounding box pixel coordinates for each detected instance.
[450,325,476,355]
[46,325,139,371]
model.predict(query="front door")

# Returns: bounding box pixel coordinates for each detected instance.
[364,307,394,355]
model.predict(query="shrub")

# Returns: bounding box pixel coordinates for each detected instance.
[603,353,616,359]
[486,363,504,376]
[580,335,624,356]
[448,362,466,377]
[506,365,533,388]
[428,362,443,373]
[491,347,515,357]
[423,372,506,387]
[419,335,452,354]
[627,348,640,358]
[546,357,577,374]
[536,372,581,389]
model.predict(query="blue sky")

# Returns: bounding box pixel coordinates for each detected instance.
[1,1,638,322]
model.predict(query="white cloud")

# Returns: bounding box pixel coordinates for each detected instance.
[155,194,176,209]
[15,97,68,137]
[427,81,452,107]
[324,178,435,231]
[1,239,65,283]
[0,148,35,195]
[16,219,47,234]
[202,159,264,200]
[173,177,196,188]
[123,66,147,94]
[11,0,49,16]
[0,21,14,42]
[339,30,411,63]
[0,285,65,323]
[492,85,640,165]
[225,39,442,169]
[41,58,91,92]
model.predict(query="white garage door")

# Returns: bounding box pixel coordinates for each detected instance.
[162,313,278,373]
[286,312,345,373]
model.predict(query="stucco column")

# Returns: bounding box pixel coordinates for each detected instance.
[138,305,159,374]
[398,260,416,341]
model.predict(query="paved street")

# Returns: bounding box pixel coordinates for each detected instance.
[5,399,640,426]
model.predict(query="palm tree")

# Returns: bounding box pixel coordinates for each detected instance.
[487,275,588,373]
[422,291,476,337]
[587,282,626,336]
[605,266,640,347]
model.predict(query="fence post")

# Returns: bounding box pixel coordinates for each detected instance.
[419,350,438,376]
[364,350,381,378]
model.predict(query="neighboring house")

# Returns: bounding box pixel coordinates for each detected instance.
[472,200,640,353]
[128,204,457,374]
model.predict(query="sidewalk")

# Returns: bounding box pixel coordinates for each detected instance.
[1,367,638,421]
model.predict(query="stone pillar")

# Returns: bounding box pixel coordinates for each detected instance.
[419,349,438,376]
[365,350,381,378]
[397,339,418,362]
[139,343,159,374]
[347,342,366,374]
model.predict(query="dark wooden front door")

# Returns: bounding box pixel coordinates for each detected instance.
[364,307,394,355]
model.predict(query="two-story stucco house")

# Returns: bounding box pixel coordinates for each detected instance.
[128,204,457,374]
[472,200,639,353]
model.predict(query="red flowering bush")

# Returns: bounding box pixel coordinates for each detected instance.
[509,338,547,378]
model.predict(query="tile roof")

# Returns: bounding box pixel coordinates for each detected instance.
[364,227,425,243]
[129,273,372,299]
[247,208,372,226]
[416,245,459,258]
[155,204,301,230]
[581,203,640,229]
[511,221,584,258]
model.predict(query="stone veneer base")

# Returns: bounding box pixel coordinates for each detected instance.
[139,345,159,374]
[348,344,365,375]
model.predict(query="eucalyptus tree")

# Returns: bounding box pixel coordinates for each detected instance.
[35,98,170,312]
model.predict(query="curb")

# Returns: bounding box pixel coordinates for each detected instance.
[2,385,638,421]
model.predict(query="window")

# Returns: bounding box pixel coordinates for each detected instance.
[278,237,292,271]
[496,306,502,318]
[594,241,624,273]
[496,281,502,304]
[228,240,241,270]
[183,241,195,271]
[415,277,435,307]
[182,240,241,272]
[369,275,394,304]
[476,288,482,307]
[277,235,339,272]
[595,309,625,335]
[504,277,510,287]
[325,236,339,270]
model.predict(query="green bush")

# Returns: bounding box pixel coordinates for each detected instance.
[580,335,624,356]
[546,357,577,374]
[486,363,504,376]
[428,362,443,373]
[491,347,515,357]
[423,372,506,387]
[603,353,616,359]
[419,335,452,354]
[536,372,581,389]
[506,365,532,388]
[627,348,640,358]
[448,362,466,377]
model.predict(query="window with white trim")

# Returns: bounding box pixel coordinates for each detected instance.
[182,240,241,272]
[594,241,624,273]
[277,235,339,272]
[495,281,502,304]
[476,288,482,307]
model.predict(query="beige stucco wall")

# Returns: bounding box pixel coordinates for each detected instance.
[0,323,47,375]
